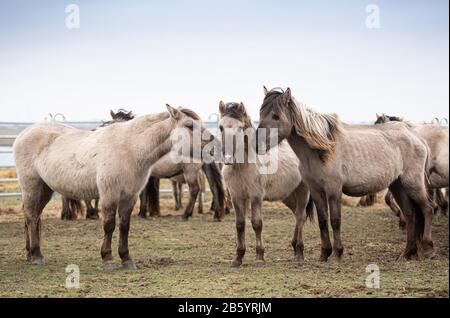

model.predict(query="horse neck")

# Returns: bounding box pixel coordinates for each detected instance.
[131,117,175,171]
[287,132,320,176]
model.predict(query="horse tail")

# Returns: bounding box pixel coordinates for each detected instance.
[202,162,225,220]
[306,196,314,222]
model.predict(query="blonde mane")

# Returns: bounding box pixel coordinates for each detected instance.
[261,90,342,161]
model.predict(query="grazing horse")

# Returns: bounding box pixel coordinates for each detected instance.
[258,87,434,261]
[375,114,449,215]
[219,101,311,267]
[13,106,201,269]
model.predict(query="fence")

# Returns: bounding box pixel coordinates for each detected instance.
[1,115,448,199]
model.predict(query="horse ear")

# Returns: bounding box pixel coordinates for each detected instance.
[219,101,226,116]
[238,102,246,115]
[166,104,181,120]
[282,87,291,105]
[263,86,269,96]
[376,113,380,119]
[110,110,116,119]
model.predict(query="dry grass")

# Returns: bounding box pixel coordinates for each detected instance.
[0,192,448,298]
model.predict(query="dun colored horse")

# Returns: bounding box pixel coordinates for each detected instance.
[14,106,202,269]
[258,87,434,261]
[219,101,312,267]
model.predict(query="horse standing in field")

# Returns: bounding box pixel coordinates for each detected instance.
[219,101,312,267]
[60,109,136,220]
[375,114,449,216]
[258,87,434,261]
[13,106,204,269]
[169,171,206,212]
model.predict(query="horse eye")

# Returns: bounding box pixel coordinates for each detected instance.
[273,114,280,121]
[185,121,194,129]
[219,126,224,132]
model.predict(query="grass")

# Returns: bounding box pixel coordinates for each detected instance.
[0,194,448,298]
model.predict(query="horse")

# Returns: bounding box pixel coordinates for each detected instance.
[60,109,136,220]
[13,105,203,269]
[139,159,225,221]
[61,109,226,222]
[137,108,226,221]
[170,171,205,212]
[257,87,434,261]
[219,101,312,267]
[375,114,449,215]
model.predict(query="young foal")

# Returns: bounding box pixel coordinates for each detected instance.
[13,106,197,269]
[258,87,434,261]
[219,102,311,267]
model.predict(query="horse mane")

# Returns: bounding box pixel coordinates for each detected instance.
[179,107,201,120]
[376,114,415,128]
[261,89,343,161]
[113,109,135,121]
[101,109,136,127]
[222,102,254,128]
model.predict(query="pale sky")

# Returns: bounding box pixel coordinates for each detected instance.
[0,0,448,123]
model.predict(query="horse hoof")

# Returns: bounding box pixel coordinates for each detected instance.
[213,217,222,222]
[230,261,241,268]
[122,261,137,270]
[30,258,45,265]
[422,249,436,260]
[254,260,266,268]
[138,214,147,219]
[293,256,304,266]
[181,216,190,222]
[103,262,117,270]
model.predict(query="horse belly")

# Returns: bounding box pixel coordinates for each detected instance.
[263,168,301,201]
[340,133,403,197]
[36,151,99,200]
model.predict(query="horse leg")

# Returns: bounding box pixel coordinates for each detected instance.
[138,185,148,218]
[100,202,118,269]
[182,177,199,221]
[85,200,99,219]
[385,191,406,230]
[250,197,265,267]
[148,177,160,217]
[231,198,247,268]
[407,189,435,259]
[177,182,183,208]
[328,193,344,262]
[60,196,75,220]
[23,180,53,264]
[310,189,332,262]
[118,198,138,270]
[294,183,311,264]
[172,180,180,210]
[282,194,299,259]
[389,184,418,260]
[435,188,449,216]
[197,173,205,214]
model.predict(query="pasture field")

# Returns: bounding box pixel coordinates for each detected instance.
[0,191,448,298]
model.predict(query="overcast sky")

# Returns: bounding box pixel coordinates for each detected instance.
[0,0,448,123]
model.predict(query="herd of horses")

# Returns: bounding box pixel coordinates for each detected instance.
[12,87,449,269]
